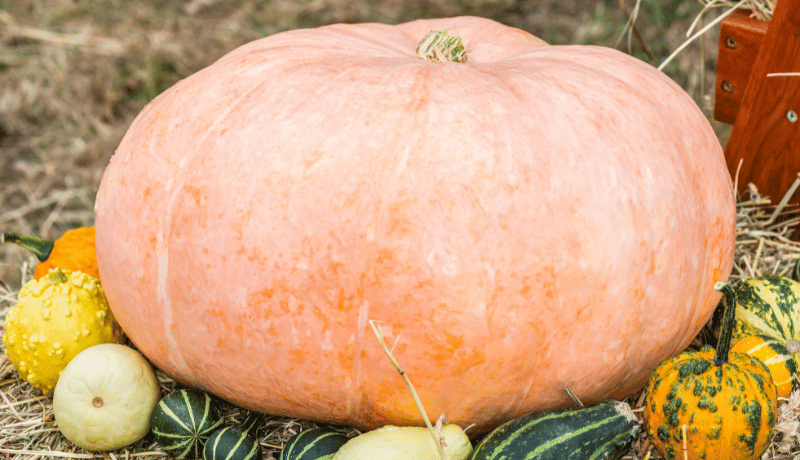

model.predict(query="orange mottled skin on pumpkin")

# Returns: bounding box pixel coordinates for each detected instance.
[94,16,735,432]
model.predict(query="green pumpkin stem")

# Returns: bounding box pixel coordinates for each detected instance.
[713,281,737,366]
[416,28,468,63]
[2,232,55,262]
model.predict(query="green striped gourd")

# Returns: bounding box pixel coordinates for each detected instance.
[731,334,799,399]
[470,400,640,460]
[239,411,265,438]
[151,389,224,458]
[280,428,349,460]
[731,275,800,363]
[204,426,263,460]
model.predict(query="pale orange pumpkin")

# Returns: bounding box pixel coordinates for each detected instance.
[94,16,735,432]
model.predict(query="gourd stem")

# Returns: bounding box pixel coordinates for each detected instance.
[793,258,800,282]
[416,28,468,63]
[2,232,54,262]
[713,282,737,365]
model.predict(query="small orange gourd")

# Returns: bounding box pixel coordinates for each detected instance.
[643,282,778,460]
[2,227,99,280]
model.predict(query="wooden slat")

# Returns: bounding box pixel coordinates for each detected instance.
[723,1,800,203]
[712,10,768,125]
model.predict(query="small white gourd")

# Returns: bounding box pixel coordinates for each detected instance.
[53,343,160,451]
[331,423,472,460]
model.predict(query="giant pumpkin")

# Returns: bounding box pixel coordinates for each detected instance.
[94,16,735,432]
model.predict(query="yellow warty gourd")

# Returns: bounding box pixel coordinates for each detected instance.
[3,268,125,395]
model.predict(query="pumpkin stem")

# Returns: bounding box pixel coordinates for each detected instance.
[2,232,55,262]
[416,28,468,63]
[713,281,737,365]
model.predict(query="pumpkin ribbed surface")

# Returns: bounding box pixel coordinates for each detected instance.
[94,16,735,431]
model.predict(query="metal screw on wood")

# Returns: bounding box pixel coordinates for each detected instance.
[725,36,737,49]
[721,80,734,93]
[787,110,798,123]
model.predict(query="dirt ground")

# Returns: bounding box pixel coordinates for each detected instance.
[0,0,730,289]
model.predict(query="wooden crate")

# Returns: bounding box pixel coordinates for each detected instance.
[714,2,800,206]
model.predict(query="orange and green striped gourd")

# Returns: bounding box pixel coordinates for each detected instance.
[731,275,800,365]
[2,227,98,280]
[730,334,798,399]
[643,282,778,460]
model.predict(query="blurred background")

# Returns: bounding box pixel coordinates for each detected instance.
[0,0,732,287]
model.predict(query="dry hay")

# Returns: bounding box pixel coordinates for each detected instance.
[701,0,776,21]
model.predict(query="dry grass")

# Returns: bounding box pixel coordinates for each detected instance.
[1,0,799,459]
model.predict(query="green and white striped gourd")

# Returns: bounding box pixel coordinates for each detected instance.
[204,426,262,460]
[150,389,224,458]
[470,400,640,460]
[730,334,799,398]
[239,411,265,438]
[731,275,800,363]
[280,428,349,460]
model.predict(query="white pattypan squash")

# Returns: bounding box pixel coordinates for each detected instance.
[53,343,160,451]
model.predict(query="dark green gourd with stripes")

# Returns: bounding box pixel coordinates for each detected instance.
[470,400,640,460]
[203,426,263,460]
[150,389,224,458]
[280,428,349,460]
[203,411,265,460]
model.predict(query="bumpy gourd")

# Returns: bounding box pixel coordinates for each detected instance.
[53,343,160,451]
[731,275,800,364]
[2,227,99,280]
[2,268,125,395]
[643,282,777,460]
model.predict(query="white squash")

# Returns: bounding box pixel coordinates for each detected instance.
[53,343,160,451]
[332,424,472,460]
